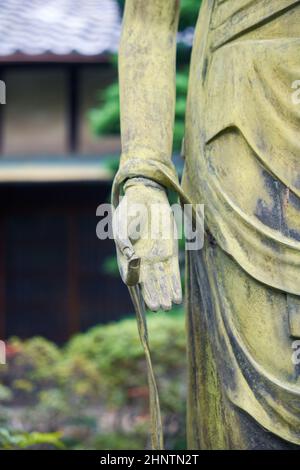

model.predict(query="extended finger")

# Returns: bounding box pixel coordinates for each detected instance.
[156,262,172,311]
[141,266,160,312]
[171,258,182,304]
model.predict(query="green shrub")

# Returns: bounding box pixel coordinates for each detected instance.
[0,311,186,450]
[0,428,64,450]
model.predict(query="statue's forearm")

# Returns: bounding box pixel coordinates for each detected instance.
[119,0,180,170]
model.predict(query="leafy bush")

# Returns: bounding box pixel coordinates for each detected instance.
[0,311,186,450]
[0,428,64,450]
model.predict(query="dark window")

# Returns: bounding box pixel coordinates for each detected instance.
[0,183,132,343]
[3,68,68,155]
[0,64,120,157]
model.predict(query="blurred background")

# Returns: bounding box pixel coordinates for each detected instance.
[0,0,201,450]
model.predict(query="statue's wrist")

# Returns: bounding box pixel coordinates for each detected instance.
[123,177,166,193]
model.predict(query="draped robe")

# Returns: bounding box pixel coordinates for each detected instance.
[113,0,300,448]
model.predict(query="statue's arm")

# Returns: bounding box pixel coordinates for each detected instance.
[117,0,180,188]
[113,1,182,311]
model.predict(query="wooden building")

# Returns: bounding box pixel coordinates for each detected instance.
[0,0,132,342]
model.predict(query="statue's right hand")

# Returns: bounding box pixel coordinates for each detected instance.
[113,180,182,312]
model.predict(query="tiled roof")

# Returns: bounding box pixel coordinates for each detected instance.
[0,0,121,57]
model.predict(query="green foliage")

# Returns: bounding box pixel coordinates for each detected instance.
[65,311,186,408]
[0,428,64,450]
[89,83,120,136]
[0,385,12,402]
[101,155,122,176]
[0,312,186,450]
[174,68,189,150]
[179,0,202,30]
[5,336,61,399]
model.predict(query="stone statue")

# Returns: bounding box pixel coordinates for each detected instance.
[112,0,300,449]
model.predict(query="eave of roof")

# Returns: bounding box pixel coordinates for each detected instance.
[0,157,114,183]
[0,52,112,63]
